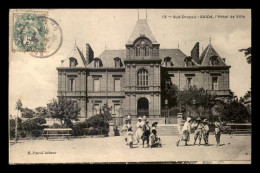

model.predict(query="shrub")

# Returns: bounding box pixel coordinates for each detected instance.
[21,117,47,137]
[72,114,109,136]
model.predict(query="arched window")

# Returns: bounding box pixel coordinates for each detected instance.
[137,69,148,87]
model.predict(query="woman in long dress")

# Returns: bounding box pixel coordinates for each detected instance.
[176,117,192,146]
[135,117,143,143]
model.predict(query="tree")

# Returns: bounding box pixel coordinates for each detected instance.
[162,83,179,108]
[239,47,251,64]
[35,107,50,117]
[48,96,81,128]
[177,86,217,118]
[216,91,250,123]
[20,107,35,118]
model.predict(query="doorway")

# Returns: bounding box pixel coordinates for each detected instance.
[137,97,149,117]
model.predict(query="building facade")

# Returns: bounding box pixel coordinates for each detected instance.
[57,19,231,118]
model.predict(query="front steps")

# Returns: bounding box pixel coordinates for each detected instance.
[119,124,180,136]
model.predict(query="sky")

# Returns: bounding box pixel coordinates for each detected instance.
[9,9,251,115]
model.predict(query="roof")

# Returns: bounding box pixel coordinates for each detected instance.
[87,50,126,68]
[199,44,226,66]
[127,19,158,44]
[88,49,188,67]
[61,44,86,67]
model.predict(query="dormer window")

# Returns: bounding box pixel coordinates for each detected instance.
[164,57,173,67]
[114,57,121,68]
[184,56,193,67]
[210,56,219,66]
[94,58,103,68]
[69,57,78,67]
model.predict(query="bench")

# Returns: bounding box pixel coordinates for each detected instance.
[42,128,72,140]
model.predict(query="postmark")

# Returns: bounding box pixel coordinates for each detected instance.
[29,17,63,58]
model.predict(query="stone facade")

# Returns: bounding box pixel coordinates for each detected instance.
[57,19,231,118]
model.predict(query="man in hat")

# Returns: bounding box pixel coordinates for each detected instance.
[135,117,144,143]
[142,119,151,148]
[176,117,192,146]
[202,119,210,145]
[193,117,204,145]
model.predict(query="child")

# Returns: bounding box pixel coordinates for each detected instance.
[121,119,130,143]
[202,119,210,145]
[150,129,162,148]
[127,127,134,148]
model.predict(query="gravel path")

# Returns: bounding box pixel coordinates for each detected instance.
[9,134,251,164]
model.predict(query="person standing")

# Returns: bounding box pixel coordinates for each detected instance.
[121,119,130,143]
[193,117,204,145]
[142,119,151,148]
[202,119,210,146]
[127,113,132,125]
[176,117,192,146]
[135,117,143,143]
[214,120,221,146]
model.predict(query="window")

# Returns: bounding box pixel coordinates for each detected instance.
[94,79,100,91]
[93,104,100,115]
[115,59,121,67]
[187,77,193,88]
[69,58,78,67]
[114,104,120,116]
[136,47,140,56]
[212,77,218,90]
[94,60,100,67]
[69,79,75,91]
[137,69,148,88]
[211,59,218,65]
[145,46,149,56]
[114,79,121,91]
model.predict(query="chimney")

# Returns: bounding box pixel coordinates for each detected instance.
[86,43,94,66]
[191,42,200,63]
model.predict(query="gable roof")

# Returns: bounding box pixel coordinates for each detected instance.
[62,45,86,67]
[127,19,158,44]
[199,44,226,66]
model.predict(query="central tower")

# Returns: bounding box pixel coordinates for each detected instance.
[124,19,161,117]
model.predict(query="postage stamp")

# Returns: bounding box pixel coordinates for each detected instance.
[10,10,48,53]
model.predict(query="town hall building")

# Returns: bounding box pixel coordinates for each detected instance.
[56,19,231,119]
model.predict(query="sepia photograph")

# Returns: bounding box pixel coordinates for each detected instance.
[8,9,251,164]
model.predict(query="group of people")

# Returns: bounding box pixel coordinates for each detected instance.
[176,117,222,147]
[121,114,162,148]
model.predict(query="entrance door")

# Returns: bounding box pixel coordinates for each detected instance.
[137,97,149,117]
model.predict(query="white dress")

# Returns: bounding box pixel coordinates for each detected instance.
[135,121,144,139]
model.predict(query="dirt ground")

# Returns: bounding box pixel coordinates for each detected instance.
[9,134,251,164]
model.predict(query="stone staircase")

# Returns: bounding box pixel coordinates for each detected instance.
[119,118,180,136]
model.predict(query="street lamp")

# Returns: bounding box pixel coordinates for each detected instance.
[192,99,196,117]
[165,99,168,124]
[15,100,22,143]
